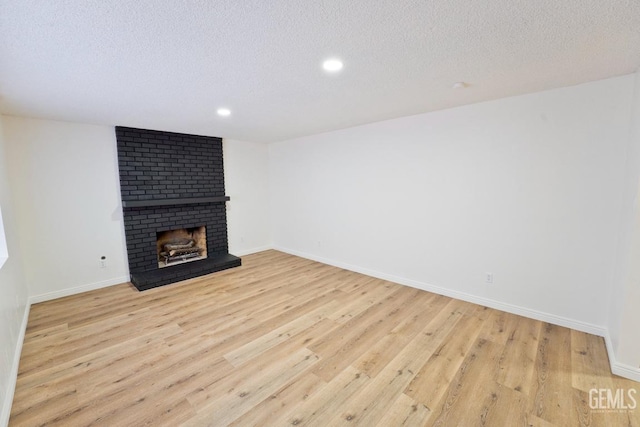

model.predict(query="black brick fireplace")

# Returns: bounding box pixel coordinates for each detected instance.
[116,126,240,291]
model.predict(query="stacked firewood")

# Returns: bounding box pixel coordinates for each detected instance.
[159,239,203,264]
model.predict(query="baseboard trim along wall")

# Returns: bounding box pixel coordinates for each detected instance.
[29,246,275,304]
[29,276,130,304]
[604,334,640,383]
[273,245,640,383]
[231,245,274,257]
[1,302,30,427]
[28,245,275,305]
[10,245,638,425]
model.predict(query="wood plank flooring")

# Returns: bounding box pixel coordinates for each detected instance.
[10,250,639,426]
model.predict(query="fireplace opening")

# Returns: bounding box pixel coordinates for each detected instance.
[156,226,207,268]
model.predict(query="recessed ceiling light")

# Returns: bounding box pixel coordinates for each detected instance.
[452,82,467,89]
[217,108,231,117]
[322,59,343,72]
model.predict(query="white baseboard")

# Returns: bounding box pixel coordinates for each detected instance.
[1,301,30,427]
[275,246,640,383]
[27,248,278,305]
[5,246,636,427]
[3,275,127,425]
[29,275,130,304]
[231,245,274,257]
[274,245,607,337]
[26,247,277,305]
[604,333,640,383]
[611,363,640,383]
[26,246,275,305]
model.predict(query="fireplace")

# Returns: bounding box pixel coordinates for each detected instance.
[157,226,207,268]
[116,126,241,291]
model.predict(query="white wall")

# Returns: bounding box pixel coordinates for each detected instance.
[270,75,635,332]
[609,70,640,373]
[3,117,129,301]
[616,182,640,368]
[1,117,274,302]
[1,118,273,302]
[224,139,271,255]
[0,118,29,426]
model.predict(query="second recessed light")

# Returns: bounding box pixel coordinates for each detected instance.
[217,108,231,117]
[322,58,343,72]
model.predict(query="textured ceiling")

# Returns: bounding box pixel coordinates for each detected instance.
[1,0,639,143]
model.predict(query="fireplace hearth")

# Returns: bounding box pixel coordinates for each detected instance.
[116,127,241,291]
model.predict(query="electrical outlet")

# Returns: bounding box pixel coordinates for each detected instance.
[100,256,107,268]
[485,272,493,284]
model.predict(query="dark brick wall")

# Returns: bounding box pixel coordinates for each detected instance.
[116,127,232,277]
[116,127,225,201]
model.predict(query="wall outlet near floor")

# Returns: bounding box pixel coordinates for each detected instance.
[100,256,107,268]
[485,272,493,284]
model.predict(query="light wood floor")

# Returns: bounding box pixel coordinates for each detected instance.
[10,250,639,426]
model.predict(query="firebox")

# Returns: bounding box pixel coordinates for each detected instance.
[157,226,207,268]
